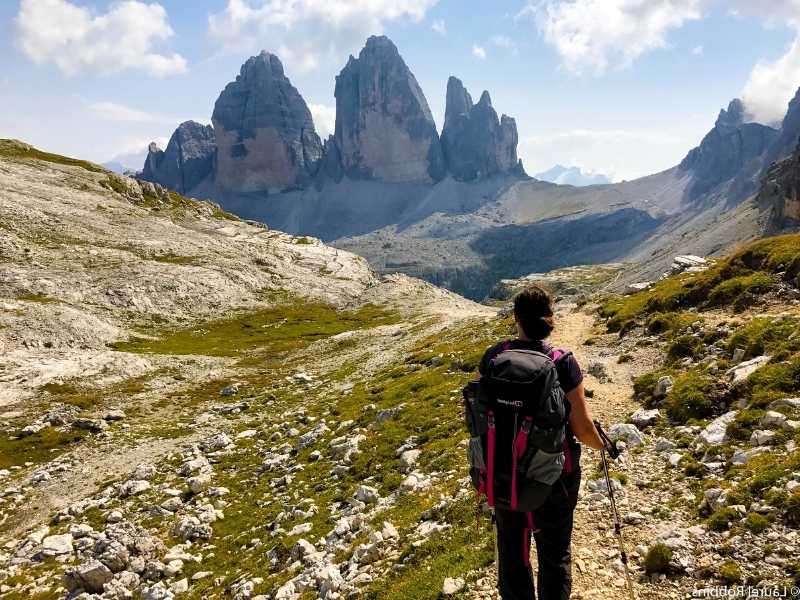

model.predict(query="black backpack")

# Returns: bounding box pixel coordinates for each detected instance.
[463,343,572,512]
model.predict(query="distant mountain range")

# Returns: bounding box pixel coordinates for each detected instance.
[137,35,800,299]
[534,165,612,186]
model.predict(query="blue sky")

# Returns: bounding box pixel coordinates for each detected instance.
[1,0,799,181]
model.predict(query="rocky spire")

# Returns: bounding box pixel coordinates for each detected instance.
[212,51,323,193]
[140,121,215,194]
[444,76,473,129]
[440,76,521,181]
[680,97,778,201]
[332,35,445,184]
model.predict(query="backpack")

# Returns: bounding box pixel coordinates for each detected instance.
[462,342,572,512]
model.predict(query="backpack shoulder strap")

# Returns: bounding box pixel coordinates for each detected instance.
[549,348,572,363]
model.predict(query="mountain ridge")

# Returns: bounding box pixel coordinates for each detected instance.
[138,35,800,300]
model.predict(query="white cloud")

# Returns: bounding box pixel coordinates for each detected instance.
[309,103,336,139]
[431,18,446,35]
[490,35,518,54]
[523,0,704,75]
[88,101,167,123]
[743,36,800,124]
[472,45,487,59]
[524,128,683,145]
[520,127,692,181]
[15,0,187,78]
[734,1,800,124]
[208,0,438,74]
[691,44,703,55]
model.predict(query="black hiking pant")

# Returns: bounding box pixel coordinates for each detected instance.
[495,467,581,600]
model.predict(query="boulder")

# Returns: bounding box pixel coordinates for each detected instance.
[726,355,771,384]
[761,411,788,428]
[354,485,379,504]
[653,376,674,399]
[41,533,74,556]
[440,77,521,181]
[608,423,644,447]
[625,282,653,295]
[442,577,465,595]
[630,409,660,429]
[750,429,776,446]
[333,35,445,184]
[695,411,737,446]
[703,488,728,512]
[212,51,322,193]
[64,559,113,593]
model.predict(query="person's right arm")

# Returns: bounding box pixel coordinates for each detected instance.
[566,383,604,450]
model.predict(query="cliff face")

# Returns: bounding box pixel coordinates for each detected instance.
[333,36,445,184]
[757,142,800,234]
[140,121,216,194]
[680,99,778,202]
[440,77,520,181]
[212,51,323,193]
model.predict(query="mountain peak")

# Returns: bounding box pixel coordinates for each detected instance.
[240,51,285,80]
[212,51,322,193]
[333,35,444,183]
[444,76,473,128]
[441,78,519,181]
[716,98,745,128]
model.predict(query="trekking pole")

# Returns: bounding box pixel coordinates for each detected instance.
[593,420,636,600]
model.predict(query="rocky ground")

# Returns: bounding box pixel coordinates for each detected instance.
[1,141,799,600]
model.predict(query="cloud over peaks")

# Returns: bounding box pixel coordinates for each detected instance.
[15,0,187,77]
[524,0,703,75]
[208,0,439,74]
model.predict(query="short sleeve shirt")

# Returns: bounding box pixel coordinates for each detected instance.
[478,339,583,392]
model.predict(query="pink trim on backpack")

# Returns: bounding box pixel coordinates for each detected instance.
[486,411,496,507]
[510,416,533,511]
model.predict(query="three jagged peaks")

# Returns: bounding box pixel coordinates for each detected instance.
[142,35,524,194]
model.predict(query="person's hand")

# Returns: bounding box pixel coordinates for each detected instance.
[604,440,621,459]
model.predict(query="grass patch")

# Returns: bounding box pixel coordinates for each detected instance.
[665,371,719,423]
[600,233,800,331]
[152,254,197,265]
[0,428,87,470]
[643,543,672,573]
[0,139,105,173]
[111,301,401,365]
[16,293,60,304]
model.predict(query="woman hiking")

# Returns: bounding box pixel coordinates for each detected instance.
[477,285,606,600]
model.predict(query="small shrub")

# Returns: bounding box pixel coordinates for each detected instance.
[643,543,672,574]
[707,273,774,307]
[718,559,743,584]
[665,371,717,423]
[708,507,739,531]
[787,491,800,527]
[680,455,704,477]
[744,512,770,534]
[667,334,704,362]
[725,408,765,441]
[617,353,633,364]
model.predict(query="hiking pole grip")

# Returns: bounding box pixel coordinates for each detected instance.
[593,420,621,459]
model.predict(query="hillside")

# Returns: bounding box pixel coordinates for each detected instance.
[2,140,800,599]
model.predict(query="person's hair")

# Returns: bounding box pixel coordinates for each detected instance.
[513,285,554,340]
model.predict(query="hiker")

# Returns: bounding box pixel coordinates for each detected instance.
[474,285,607,600]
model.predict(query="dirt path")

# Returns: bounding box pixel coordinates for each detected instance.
[468,302,674,600]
